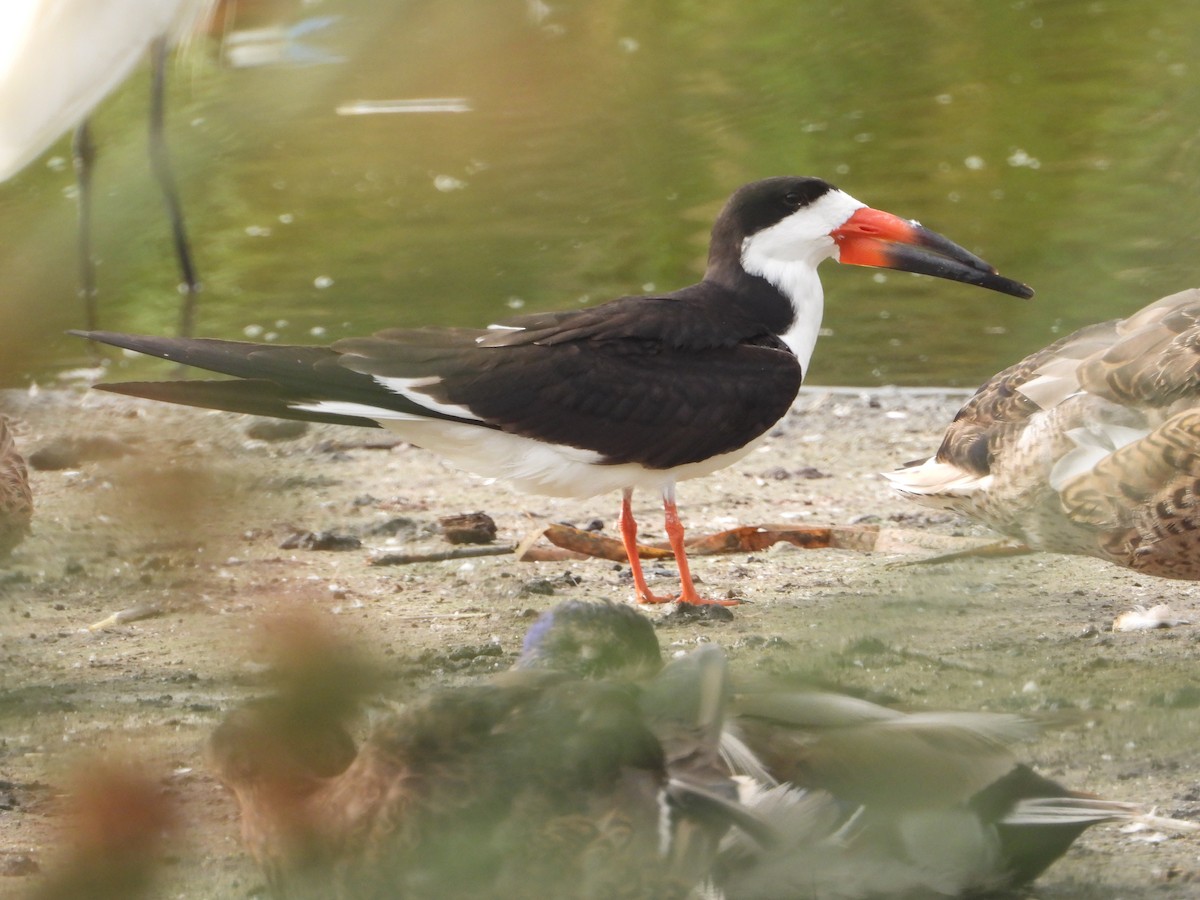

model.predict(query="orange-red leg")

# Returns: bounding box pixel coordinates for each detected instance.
[618,486,737,606]
[662,484,737,607]
[619,488,673,604]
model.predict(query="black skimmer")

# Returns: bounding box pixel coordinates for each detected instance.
[74,177,1031,605]
[887,287,1200,579]
[0,416,32,559]
[517,600,1198,898]
[208,628,746,898]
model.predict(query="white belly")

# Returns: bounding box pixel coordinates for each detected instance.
[378,417,764,499]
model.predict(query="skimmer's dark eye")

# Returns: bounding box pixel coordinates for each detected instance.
[783,192,802,209]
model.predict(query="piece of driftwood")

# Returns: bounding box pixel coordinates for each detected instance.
[538,522,885,560]
[538,523,674,562]
[370,521,991,569]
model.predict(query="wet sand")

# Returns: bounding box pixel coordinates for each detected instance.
[1,383,1198,898]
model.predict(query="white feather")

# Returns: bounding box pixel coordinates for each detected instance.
[1048,422,1149,491]
[883,458,992,502]
[740,189,865,372]
[372,374,483,422]
[0,0,214,181]
[293,399,768,498]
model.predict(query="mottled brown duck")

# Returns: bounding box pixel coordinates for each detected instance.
[0,415,32,559]
[209,636,746,900]
[887,288,1200,579]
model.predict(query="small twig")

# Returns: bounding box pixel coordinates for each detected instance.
[370,545,516,566]
[386,612,494,622]
[888,539,1032,568]
[86,602,164,631]
[517,546,591,561]
[514,525,551,560]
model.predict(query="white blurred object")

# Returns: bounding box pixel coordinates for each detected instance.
[220,14,343,69]
[1112,603,1190,632]
[0,0,212,180]
[336,98,472,116]
[0,0,215,334]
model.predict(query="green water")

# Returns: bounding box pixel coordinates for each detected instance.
[1,0,1198,386]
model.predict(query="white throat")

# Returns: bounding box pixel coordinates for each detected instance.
[739,189,864,373]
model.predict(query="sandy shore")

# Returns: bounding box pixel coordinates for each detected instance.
[1,382,1198,898]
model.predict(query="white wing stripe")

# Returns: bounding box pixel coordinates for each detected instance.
[372,375,485,422]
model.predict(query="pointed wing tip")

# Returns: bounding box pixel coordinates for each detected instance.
[89,381,180,402]
[66,329,151,354]
[68,329,129,341]
[91,381,136,395]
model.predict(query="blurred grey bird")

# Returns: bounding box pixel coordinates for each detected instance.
[517,600,1198,898]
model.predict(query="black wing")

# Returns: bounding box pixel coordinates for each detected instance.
[77,297,802,470]
[336,331,802,469]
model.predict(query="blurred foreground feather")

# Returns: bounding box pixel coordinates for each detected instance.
[29,762,176,900]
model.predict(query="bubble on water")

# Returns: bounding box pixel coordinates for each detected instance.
[433,175,467,192]
[1007,149,1040,169]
